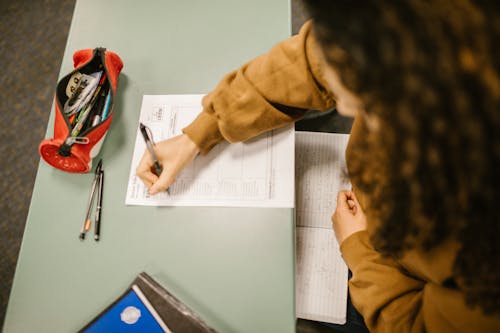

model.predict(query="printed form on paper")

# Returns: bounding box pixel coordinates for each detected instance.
[126,95,295,208]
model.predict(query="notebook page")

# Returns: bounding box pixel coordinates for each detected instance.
[296,227,348,323]
[296,132,351,229]
[295,131,350,324]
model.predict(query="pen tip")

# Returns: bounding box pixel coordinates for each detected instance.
[79,233,85,240]
[94,235,100,241]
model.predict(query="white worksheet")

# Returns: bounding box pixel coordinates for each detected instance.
[295,131,350,324]
[125,95,295,208]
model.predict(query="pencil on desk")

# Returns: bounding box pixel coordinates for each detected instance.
[94,166,104,241]
[79,159,102,240]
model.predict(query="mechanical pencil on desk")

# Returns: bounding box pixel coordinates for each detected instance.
[79,159,102,240]
[139,122,169,194]
[94,163,104,241]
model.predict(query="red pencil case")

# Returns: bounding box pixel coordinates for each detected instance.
[39,47,123,173]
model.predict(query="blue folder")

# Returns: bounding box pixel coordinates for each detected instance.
[82,285,170,333]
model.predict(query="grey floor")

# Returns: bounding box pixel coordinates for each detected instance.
[0,0,77,328]
[0,1,349,331]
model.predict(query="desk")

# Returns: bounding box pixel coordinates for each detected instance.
[3,1,294,332]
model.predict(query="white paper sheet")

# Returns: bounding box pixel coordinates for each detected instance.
[125,95,295,208]
[295,131,350,324]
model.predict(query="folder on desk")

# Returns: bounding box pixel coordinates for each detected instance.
[79,272,217,333]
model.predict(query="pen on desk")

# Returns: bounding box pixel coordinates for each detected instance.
[94,166,104,241]
[79,159,102,240]
[139,122,163,176]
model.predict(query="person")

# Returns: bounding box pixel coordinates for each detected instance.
[137,1,500,332]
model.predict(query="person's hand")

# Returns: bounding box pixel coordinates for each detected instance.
[332,190,367,245]
[136,133,200,194]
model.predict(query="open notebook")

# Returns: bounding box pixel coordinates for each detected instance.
[295,131,350,324]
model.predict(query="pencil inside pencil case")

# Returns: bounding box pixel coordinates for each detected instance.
[39,47,123,173]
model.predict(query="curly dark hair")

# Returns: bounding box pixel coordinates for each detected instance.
[304,0,500,314]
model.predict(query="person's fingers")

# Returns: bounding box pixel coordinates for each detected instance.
[333,190,348,224]
[142,172,159,189]
[348,191,363,215]
[136,152,159,189]
[137,133,201,194]
[149,167,176,194]
[347,199,355,209]
[347,198,358,214]
[336,190,349,209]
[333,191,347,237]
[334,190,357,222]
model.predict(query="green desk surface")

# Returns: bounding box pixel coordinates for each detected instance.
[3,1,295,332]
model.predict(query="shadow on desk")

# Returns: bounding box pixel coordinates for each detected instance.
[297,319,343,333]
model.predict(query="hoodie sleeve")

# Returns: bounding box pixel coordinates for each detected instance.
[183,20,336,154]
[341,231,500,333]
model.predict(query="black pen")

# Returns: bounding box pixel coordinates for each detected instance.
[139,122,163,176]
[80,159,102,240]
[94,165,104,241]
